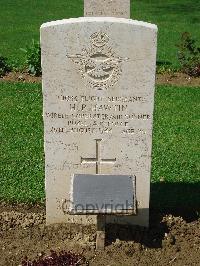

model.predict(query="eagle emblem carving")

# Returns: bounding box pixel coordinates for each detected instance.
[67,32,128,90]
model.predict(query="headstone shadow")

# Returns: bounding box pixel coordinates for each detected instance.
[151,182,200,222]
[106,219,168,249]
[105,182,200,248]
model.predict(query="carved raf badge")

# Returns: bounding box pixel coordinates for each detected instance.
[67,32,128,90]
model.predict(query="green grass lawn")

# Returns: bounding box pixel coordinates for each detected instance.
[0,0,199,69]
[0,82,199,209]
[0,82,44,203]
[151,85,200,209]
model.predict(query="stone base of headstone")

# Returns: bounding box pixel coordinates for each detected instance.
[96,215,106,250]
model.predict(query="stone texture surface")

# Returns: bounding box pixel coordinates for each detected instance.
[84,0,130,18]
[41,17,157,227]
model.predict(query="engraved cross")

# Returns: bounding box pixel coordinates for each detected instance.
[81,139,116,174]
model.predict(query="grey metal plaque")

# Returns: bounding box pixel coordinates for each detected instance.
[69,174,136,215]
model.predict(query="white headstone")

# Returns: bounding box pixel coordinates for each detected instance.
[84,0,130,18]
[41,17,157,227]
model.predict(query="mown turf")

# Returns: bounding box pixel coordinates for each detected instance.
[0,82,44,203]
[0,82,199,208]
[152,85,200,184]
[0,0,199,68]
[151,85,200,209]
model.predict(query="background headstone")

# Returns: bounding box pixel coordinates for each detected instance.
[41,17,157,227]
[84,0,130,18]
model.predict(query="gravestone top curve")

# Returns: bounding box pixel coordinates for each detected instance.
[41,17,157,30]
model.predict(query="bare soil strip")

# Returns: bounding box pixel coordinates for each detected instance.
[1,72,200,87]
[0,203,200,266]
